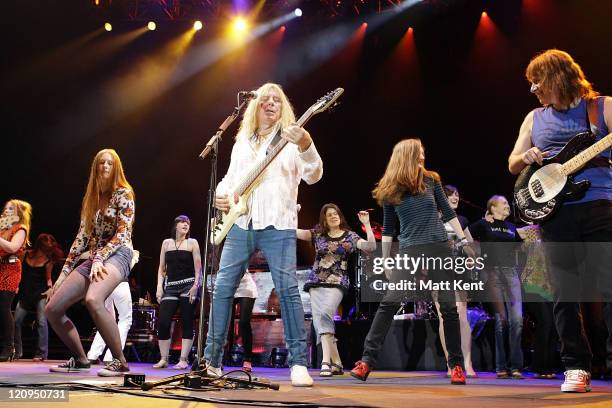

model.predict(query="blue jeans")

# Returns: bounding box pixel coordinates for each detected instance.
[204,225,307,367]
[488,266,523,372]
[14,299,48,359]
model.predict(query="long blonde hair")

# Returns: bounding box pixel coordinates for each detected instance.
[4,199,32,245]
[372,139,440,205]
[526,49,598,106]
[235,83,296,141]
[81,149,134,233]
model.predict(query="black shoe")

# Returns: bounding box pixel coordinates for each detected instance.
[496,370,510,379]
[0,347,15,362]
[50,357,91,373]
[511,369,524,379]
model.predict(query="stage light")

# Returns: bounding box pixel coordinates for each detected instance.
[194,20,203,31]
[294,8,303,17]
[280,25,286,32]
[148,21,156,31]
[232,17,248,33]
[104,23,112,32]
[362,22,368,28]
[482,11,488,18]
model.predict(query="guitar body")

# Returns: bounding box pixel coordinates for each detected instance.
[514,131,595,223]
[211,193,249,245]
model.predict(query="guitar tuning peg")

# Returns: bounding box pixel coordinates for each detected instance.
[327,101,341,113]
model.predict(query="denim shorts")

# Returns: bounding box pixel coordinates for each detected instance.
[74,245,133,281]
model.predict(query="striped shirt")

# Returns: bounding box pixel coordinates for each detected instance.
[382,177,456,247]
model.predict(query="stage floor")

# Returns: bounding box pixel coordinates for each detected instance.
[0,361,611,407]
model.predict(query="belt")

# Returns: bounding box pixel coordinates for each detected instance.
[0,255,18,264]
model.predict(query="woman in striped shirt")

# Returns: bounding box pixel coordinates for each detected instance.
[350,139,473,385]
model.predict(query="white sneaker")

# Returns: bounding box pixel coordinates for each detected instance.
[291,365,314,387]
[561,370,591,393]
[205,364,222,378]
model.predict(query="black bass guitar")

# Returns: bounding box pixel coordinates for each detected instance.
[514,131,611,223]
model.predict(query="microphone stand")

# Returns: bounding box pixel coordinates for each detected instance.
[193,94,252,374]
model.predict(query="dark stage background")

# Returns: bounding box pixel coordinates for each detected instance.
[2,0,611,297]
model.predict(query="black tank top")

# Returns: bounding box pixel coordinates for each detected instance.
[18,258,49,309]
[165,250,195,283]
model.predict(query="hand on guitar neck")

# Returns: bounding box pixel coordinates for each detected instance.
[280,124,312,152]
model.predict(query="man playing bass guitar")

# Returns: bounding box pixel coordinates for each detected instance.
[508,49,612,393]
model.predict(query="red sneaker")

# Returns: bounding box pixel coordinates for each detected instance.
[450,365,466,385]
[350,360,371,381]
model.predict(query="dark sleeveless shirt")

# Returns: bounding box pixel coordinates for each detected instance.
[165,250,195,282]
[18,259,49,310]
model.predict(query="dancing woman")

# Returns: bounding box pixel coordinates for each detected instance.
[433,185,476,377]
[350,139,472,385]
[469,195,524,379]
[298,203,375,377]
[154,215,201,370]
[46,148,135,376]
[0,199,32,362]
[14,233,63,361]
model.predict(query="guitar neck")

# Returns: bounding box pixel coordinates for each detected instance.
[561,133,612,175]
[235,108,316,196]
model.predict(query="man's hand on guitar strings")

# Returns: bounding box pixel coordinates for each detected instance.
[522,147,549,165]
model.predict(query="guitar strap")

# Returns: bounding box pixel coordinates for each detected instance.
[585,98,598,132]
[585,97,611,165]
[266,127,283,156]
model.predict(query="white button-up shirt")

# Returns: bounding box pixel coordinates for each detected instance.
[216,134,323,231]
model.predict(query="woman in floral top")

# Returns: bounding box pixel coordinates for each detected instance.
[46,149,135,377]
[298,203,375,377]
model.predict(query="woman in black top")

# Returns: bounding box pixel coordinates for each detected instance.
[154,215,202,370]
[350,139,473,385]
[469,195,524,378]
[14,233,64,361]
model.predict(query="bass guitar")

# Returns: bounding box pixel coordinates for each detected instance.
[514,131,611,223]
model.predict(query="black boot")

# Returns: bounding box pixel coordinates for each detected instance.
[0,344,15,362]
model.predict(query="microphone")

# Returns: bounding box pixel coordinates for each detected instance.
[238,90,258,99]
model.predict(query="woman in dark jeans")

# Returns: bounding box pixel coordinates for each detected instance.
[469,195,524,379]
[350,138,473,385]
[14,233,64,361]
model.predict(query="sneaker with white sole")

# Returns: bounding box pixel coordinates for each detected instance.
[97,358,130,377]
[291,365,313,387]
[49,357,91,373]
[561,369,591,393]
[204,363,222,378]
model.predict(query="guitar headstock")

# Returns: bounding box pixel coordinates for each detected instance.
[309,88,344,115]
